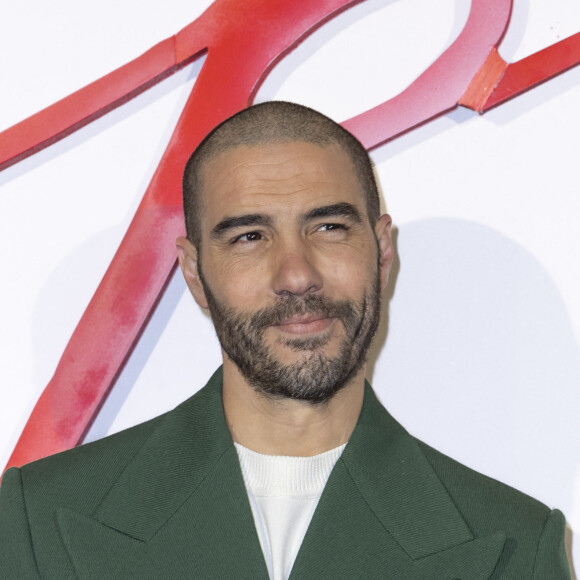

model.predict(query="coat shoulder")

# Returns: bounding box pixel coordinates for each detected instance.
[417,440,550,525]
[9,371,225,513]
[415,439,572,578]
[12,407,175,519]
[415,439,551,525]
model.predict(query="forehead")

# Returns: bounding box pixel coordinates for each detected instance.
[198,141,366,226]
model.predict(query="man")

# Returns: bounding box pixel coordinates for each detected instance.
[0,102,571,579]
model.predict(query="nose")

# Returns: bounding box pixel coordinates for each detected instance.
[271,239,323,297]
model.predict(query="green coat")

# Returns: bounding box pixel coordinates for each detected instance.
[0,368,571,579]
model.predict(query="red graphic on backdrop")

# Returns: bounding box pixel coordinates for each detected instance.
[1,0,579,471]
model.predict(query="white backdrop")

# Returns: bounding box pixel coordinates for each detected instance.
[1,0,579,574]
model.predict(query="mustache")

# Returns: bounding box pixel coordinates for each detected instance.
[249,294,358,330]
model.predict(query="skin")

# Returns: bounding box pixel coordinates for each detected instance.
[177,141,393,456]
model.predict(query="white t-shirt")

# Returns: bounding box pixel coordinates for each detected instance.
[235,442,346,580]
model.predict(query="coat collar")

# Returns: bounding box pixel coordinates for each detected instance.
[93,367,232,541]
[290,383,505,579]
[344,381,475,558]
[57,369,505,579]
[58,368,269,578]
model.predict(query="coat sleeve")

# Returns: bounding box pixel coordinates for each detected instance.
[0,467,41,579]
[531,508,572,580]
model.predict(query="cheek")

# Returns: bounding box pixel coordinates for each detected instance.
[319,248,378,294]
[210,258,272,309]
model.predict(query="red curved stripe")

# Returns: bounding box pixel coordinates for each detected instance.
[483,32,580,111]
[344,0,512,148]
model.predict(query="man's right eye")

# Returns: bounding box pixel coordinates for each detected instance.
[232,231,263,244]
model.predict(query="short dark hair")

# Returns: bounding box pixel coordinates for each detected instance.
[182,101,381,248]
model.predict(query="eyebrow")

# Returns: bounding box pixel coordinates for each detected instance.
[211,214,273,239]
[210,202,363,240]
[303,202,362,224]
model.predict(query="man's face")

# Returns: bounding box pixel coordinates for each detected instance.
[182,141,392,403]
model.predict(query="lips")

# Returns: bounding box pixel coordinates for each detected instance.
[250,294,355,336]
[274,314,334,335]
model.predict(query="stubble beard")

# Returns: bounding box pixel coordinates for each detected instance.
[198,267,382,404]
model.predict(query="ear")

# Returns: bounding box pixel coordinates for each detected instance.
[176,236,209,309]
[374,214,394,290]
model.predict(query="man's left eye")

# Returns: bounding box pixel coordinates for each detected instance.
[318,223,346,232]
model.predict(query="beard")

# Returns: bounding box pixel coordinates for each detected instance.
[199,267,382,404]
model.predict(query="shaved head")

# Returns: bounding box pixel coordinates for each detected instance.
[182,101,381,249]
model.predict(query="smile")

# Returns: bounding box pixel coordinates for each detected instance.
[273,315,335,335]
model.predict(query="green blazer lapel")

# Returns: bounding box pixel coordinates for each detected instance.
[57,369,269,579]
[290,383,505,580]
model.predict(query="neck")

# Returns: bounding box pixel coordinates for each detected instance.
[221,357,366,456]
